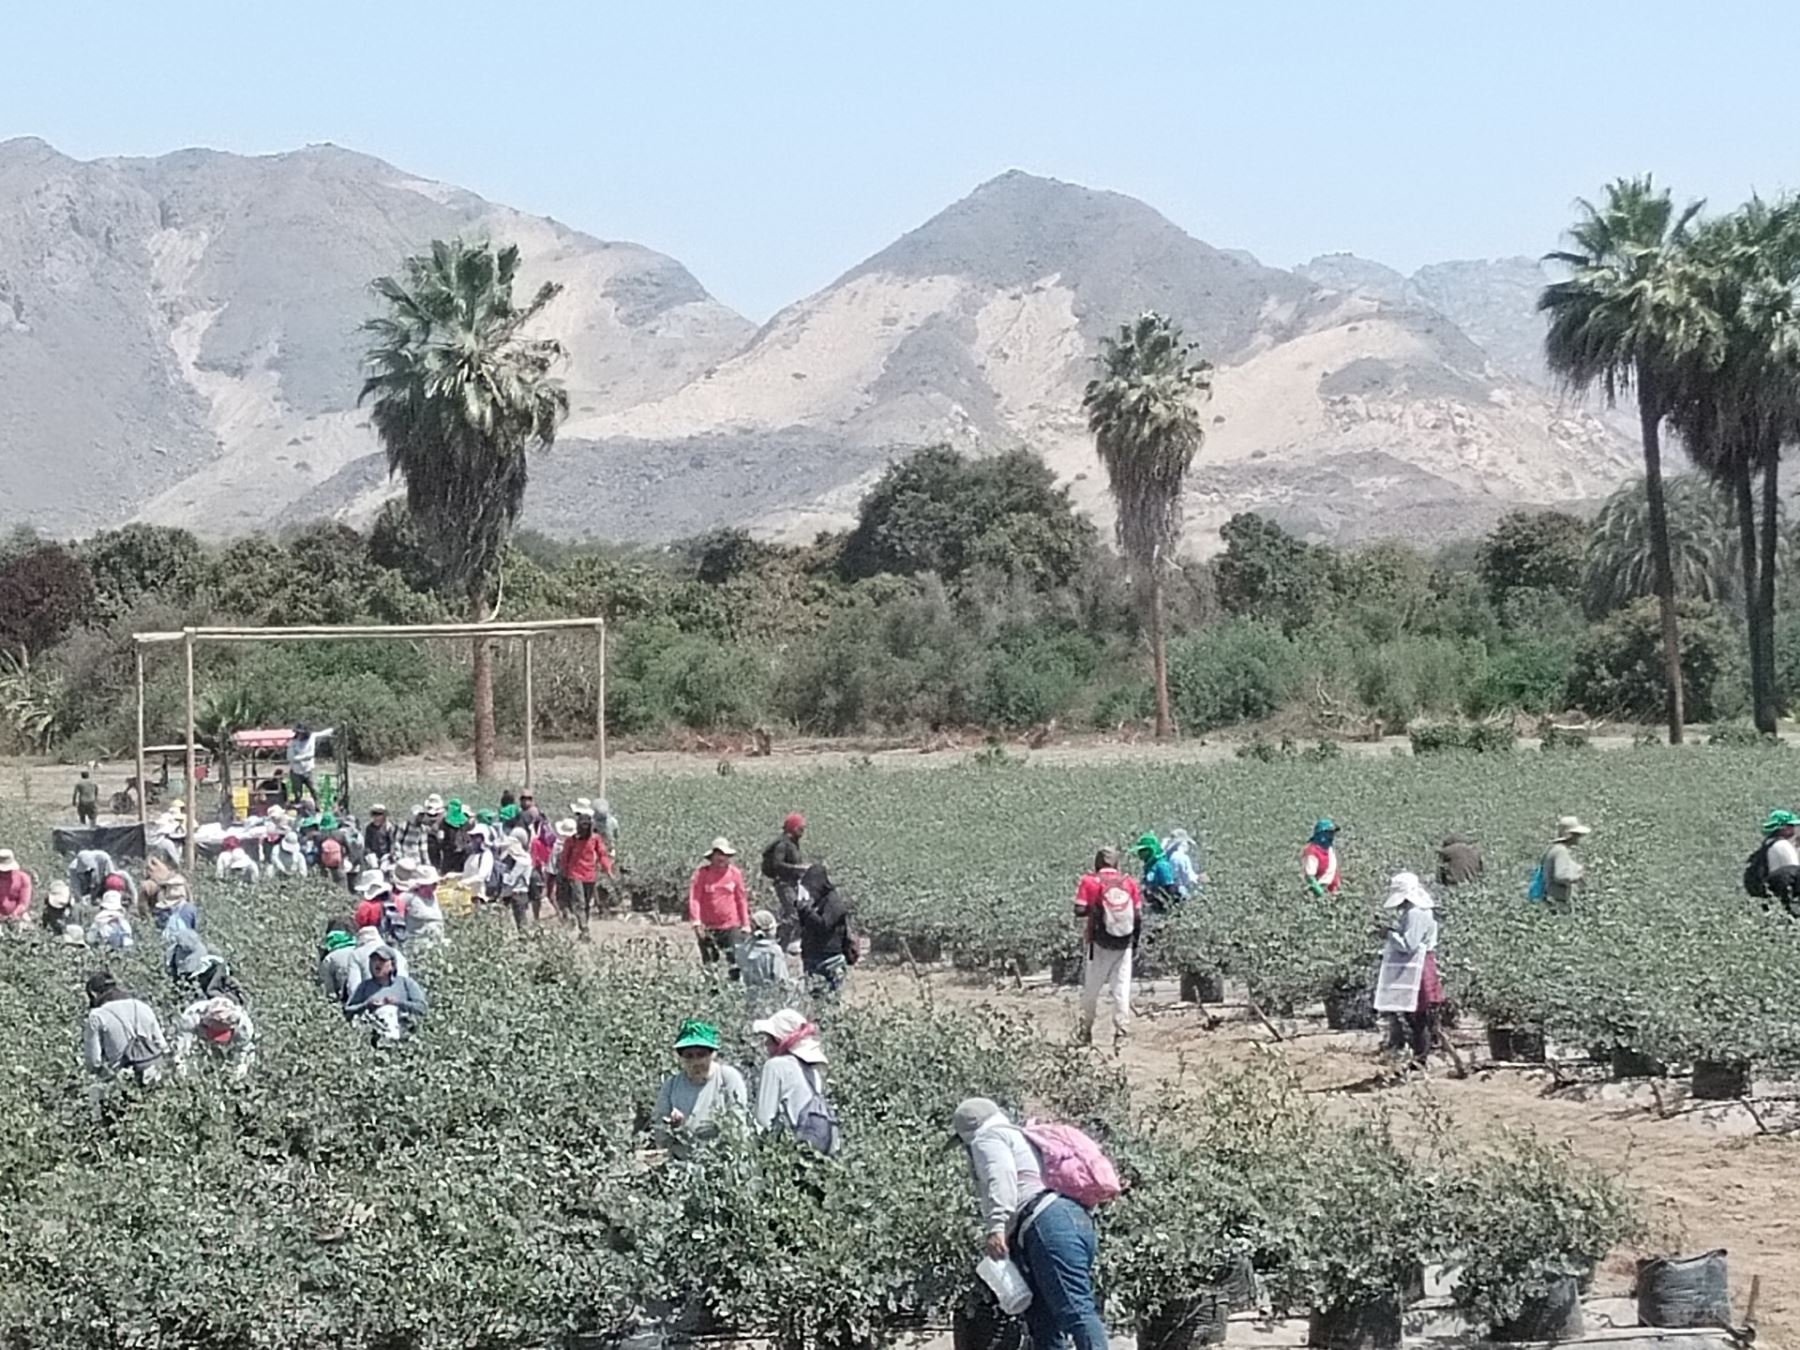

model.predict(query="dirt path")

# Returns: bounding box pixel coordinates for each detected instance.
[573,915,1794,1347]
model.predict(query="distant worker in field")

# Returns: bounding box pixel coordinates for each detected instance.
[556,803,615,941]
[1436,833,1483,888]
[317,918,360,1005]
[652,1018,748,1160]
[213,835,261,885]
[172,993,257,1079]
[739,909,796,996]
[761,813,809,949]
[1133,834,1180,912]
[286,723,330,803]
[1302,819,1341,896]
[82,971,168,1117]
[1373,871,1443,1070]
[344,946,428,1043]
[41,881,76,939]
[689,838,751,977]
[69,848,115,905]
[1074,848,1141,1050]
[795,862,859,997]
[1163,829,1203,895]
[0,849,32,930]
[72,769,99,827]
[363,804,396,866]
[1744,810,1800,913]
[1532,816,1590,912]
[144,855,197,930]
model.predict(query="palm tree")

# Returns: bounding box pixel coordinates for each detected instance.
[360,239,568,781]
[1582,474,1738,615]
[1082,312,1213,738]
[1540,176,1714,743]
[1668,199,1800,734]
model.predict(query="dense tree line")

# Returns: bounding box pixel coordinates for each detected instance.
[0,446,1784,762]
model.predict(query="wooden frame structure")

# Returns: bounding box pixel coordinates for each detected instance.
[133,618,607,869]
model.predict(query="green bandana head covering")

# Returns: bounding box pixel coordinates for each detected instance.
[1132,832,1162,861]
[673,1018,719,1051]
[323,930,355,953]
[319,813,338,832]
[498,803,520,823]
[477,809,497,826]
[1763,809,1799,835]
[444,799,469,828]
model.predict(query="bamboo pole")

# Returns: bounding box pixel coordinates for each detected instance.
[183,628,197,871]
[134,647,148,842]
[523,636,536,794]
[133,618,602,645]
[596,623,607,797]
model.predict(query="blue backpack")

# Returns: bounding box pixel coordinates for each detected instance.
[1526,862,1546,902]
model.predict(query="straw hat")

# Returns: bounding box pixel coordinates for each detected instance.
[408,864,442,888]
[355,870,389,899]
[554,817,577,839]
[570,797,595,818]
[424,793,445,816]
[1556,815,1592,840]
[706,837,737,858]
[0,849,16,873]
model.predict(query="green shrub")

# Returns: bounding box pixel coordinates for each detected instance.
[1567,597,1732,723]
[1166,620,1298,734]
[1409,721,1514,755]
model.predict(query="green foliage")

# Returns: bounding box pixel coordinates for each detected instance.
[77,524,210,621]
[1478,511,1587,609]
[0,544,94,655]
[1566,597,1733,722]
[1212,513,1330,632]
[1583,475,1740,615]
[1166,620,1298,733]
[1408,721,1516,755]
[840,446,1097,591]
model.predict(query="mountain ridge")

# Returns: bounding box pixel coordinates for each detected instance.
[0,142,1639,551]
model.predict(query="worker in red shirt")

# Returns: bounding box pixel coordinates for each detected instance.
[1073,848,1142,1050]
[688,837,751,979]
[556,801,615,942]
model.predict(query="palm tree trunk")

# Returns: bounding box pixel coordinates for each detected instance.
[1734,467,1770,735]
[1758,452,1782,734]
[1149,570,1174,740]
[470,581,497,781]
[1637,390,1685,743]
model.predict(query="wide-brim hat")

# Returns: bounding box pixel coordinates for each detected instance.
[356,871,389,899]
[0,849,16,872]
[45,881,72,907]
[409,865,442,887]
[369,803,388,816]
[1763,810,1799,835]
[1556,816,1592,839]
[554,817,577,839]
[706,837,737,857]
[1384,871,1435,909]
[60,924,85,945]
[570,797,595,818]
[424,794,445,815]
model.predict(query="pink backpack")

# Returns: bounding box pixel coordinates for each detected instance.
[1022,1120,1122,1208]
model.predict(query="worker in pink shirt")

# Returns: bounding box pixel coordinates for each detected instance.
[0,849,32,928]
[688,837,751,979]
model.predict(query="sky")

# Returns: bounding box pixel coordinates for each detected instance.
[4,1,1797,321]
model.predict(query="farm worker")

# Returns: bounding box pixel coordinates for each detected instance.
[0,849,33,928]
[173,993,256,1079]
[90,892,134,950]
[394,804,429,862]
[214,835,260,885]
[1747,810,1800,912]
[69,849,115,903]
[83,971,169,1117]
[144,855,197,930]
[286,723,331,803]
[41,880,75,938]
[1074,848,1141,1049]
[1372,872,1443,1068]
[344,946,428,1042]
[739,909,795,993]
[102,870,140,916]
[351,924,409,987]
[557,804,615,941]
[438,799,470,875]
[363,804,396,864]
[318,918,360,1005]
[420,793,448,870]
[651,1018,748,1160]
[689,838,751,977]
[592,796,620,850]
[72,768,99,826]
[751,1009,839,1153]
[951,1097,1109,1350]
[269,829,307,879]
[162,915,235,999]
[1163,829,1202,895]
[1537,816,1590,913]
[1436,833,1483,888]
[461,824,496,898]
[404,864,448,951]
[761,813,809,950]
[258,806,288,864]
[315,814,351,889]
[352,870,390,932]
[794,862,859,998]
[1132,834,1180,913]
[1302,819,1341,896]
[500,838,537,932]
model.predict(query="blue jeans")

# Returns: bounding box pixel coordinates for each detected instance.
[1017,1196,1107,1350]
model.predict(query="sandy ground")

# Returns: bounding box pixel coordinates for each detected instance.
[564,914,1791,1348]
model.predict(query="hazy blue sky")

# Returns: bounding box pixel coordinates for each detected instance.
[4,1,1794,319]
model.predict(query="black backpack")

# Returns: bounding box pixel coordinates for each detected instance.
[1744,838,1774,898]
[760,838,784,882]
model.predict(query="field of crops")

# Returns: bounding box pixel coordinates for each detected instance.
[590,746,1800,1086]
[0,769,1649,1350]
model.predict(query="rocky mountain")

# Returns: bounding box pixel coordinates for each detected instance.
[0,137,752,535]
[0,143,1641,551]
